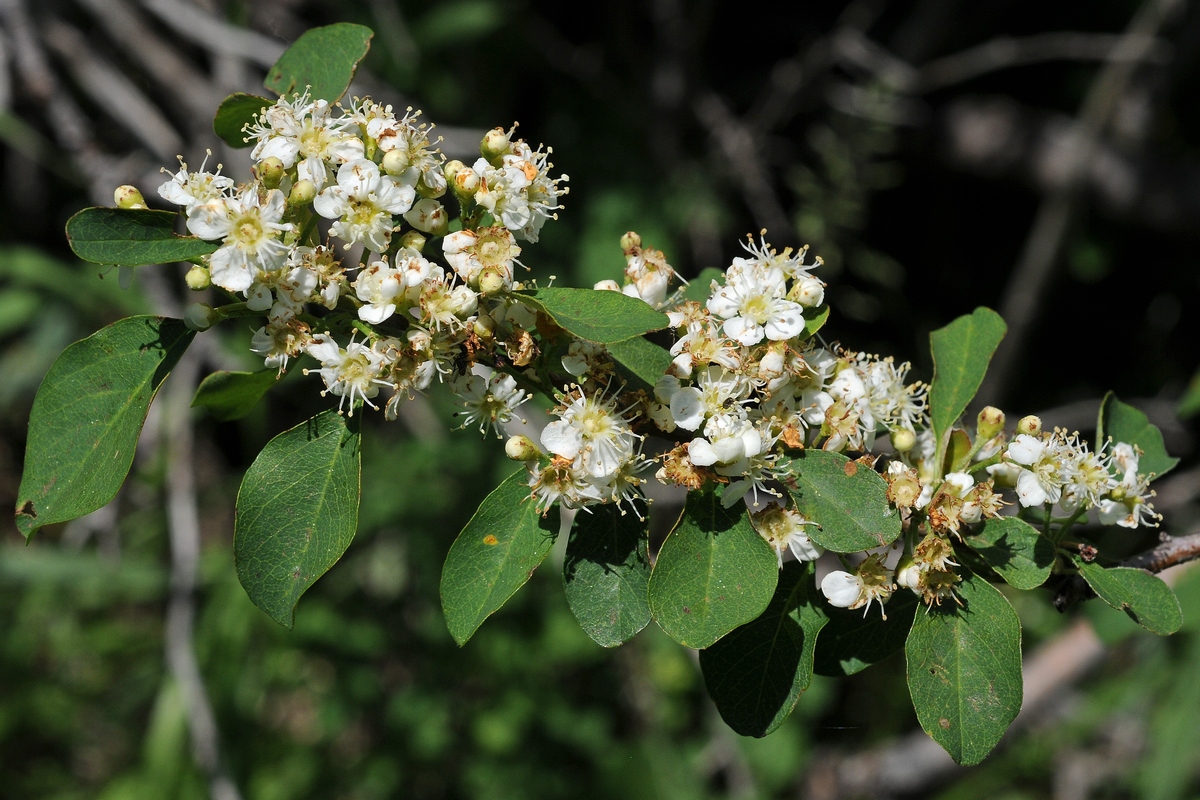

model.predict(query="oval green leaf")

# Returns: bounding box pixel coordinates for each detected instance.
[802,304,829,339]
[648,487,778,649]
[562,501,652,648]
[264,23,373,102]
[607,335,672,391]
[699,561,828,737]
[234,410,361,628]
[779,451,901,553]
[813,590,918,677]
[440,470,560,645]
[192,369,279,422]
[518,287,670,344]
[1076,559,1182,635]
[15,316,194,538]
[929,307,1006,440]
[905,570,1023,766]
[1097,392,1178,480]
[67,208,218,266]
[965,517,1054,590]
[213,92,272,148]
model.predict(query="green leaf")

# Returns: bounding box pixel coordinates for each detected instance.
[607,335,672,391]
[234,410,361,628]
[440,470,560,645]
[15,317,193,538]
[1178,367,1200,419]
[682,267,724,304]
[648,487,778,649]
[699,561,828,736]
[66,208,218,266]
[905,571,1023,766]
[263,23,373,102]
[965,517,1054,590]
[1097,392,1178,480]
[191,369,279,422]
[562,501,652,648]
[779,451,901,553]
[518,287,670,344]
[1076,559,1182,635]
[802,304,830,339]
[213,93,272,148]
[814,590,918,677]
[928,307,1007,440]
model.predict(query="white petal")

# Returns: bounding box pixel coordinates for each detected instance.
[821,571,864,608]
[670,388,706,431]
[1016,470,1048,507]
[688,438,718,466]
[541,420,582,459]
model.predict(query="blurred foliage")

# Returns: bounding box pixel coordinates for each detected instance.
[2,0,1200,797]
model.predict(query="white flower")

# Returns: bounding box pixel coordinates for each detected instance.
[752,506,823,568]
[541,389,638,479]
[451,373,529,438]
[305,333,388,415]
[707,258,805,345]
[158,153,233,210]
[354,259,406,324]
[442,226,521,286]
[473,140,566,242]
[1097,442,1158,528]
[1006,434,1064,507]
[314,159,416,252]
[942,472,975,498]
[821,571,864,608]
[249,93,364,189]
[688,413,762,467]
[668,366,749,432]
[187,188,291,292]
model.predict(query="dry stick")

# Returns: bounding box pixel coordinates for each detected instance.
[162,345,244,800]
[976,0,1182,408]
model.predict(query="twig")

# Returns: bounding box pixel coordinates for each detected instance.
[977,0,1183,407]
[1123,532,1200,572]
[918,32,1170,92]
[162,345,243,800]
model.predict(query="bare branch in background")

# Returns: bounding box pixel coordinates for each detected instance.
[977,0,1184,407]
[140,0,287,66]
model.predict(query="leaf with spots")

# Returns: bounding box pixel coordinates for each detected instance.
[15,316,194,538]
[699,561,828,736]
[648,487,778,649]
[905,570,1023,765]
[440,470,560,645]
[234,410,361,628]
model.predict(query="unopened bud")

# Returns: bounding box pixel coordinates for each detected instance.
[399,230,427,253]
[449,285,478,318]
[505,434,540,461]
[481,126,511,161]
[289,179,316,206]
[453,167,480,196]
[184,265,211,290]
[593,279,621,292]
[472,313,496,340]
[258,156,286,189]
[184,302,215,331]
[416,178,446,199]
[443,159,465,185]
[789,275,825,308]
[895,556,921,591]
[891,428,916,452]
[114,185,147,209]
[1017,415,1042,436]
[478,266,508,296]
[381,149,411,176]
[620,231,642,253]
[403,199,448,236]
[976,406,1006,442]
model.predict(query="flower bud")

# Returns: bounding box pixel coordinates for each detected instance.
[443,159,464,185]
[505,434,540,461]
[453,167,480,196]
[821,570,864,608]
[620,231,642,253]
[289,179,316,206]
[790,275,825,308]
[1017,415,1042,436]
[416,178,446,200]
[184,265,211,290]
[481,126,511,161]
[114,185,146,209]
[184,302,215,331]
[891,427,916,452]
[449,285,478,318]
[257,156,286,189]
[593,279,621,292]
[976,406,1005,442]
[478,266,508,296]
[895,556,921,591]
[472,313,496,340]
[399,230,427,253]
[382,149,411,176]
[404,199,448,236]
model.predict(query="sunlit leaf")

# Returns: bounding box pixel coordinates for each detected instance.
[1097,392,1178,480]
[518,287,669,343]
[563,502,652,647]
[67,208,217,266]
[779,451,901,553]
[965,517,1054,590]
[264,23,373,102]
[928,307,1006,440]
[1076,559,1182,636]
